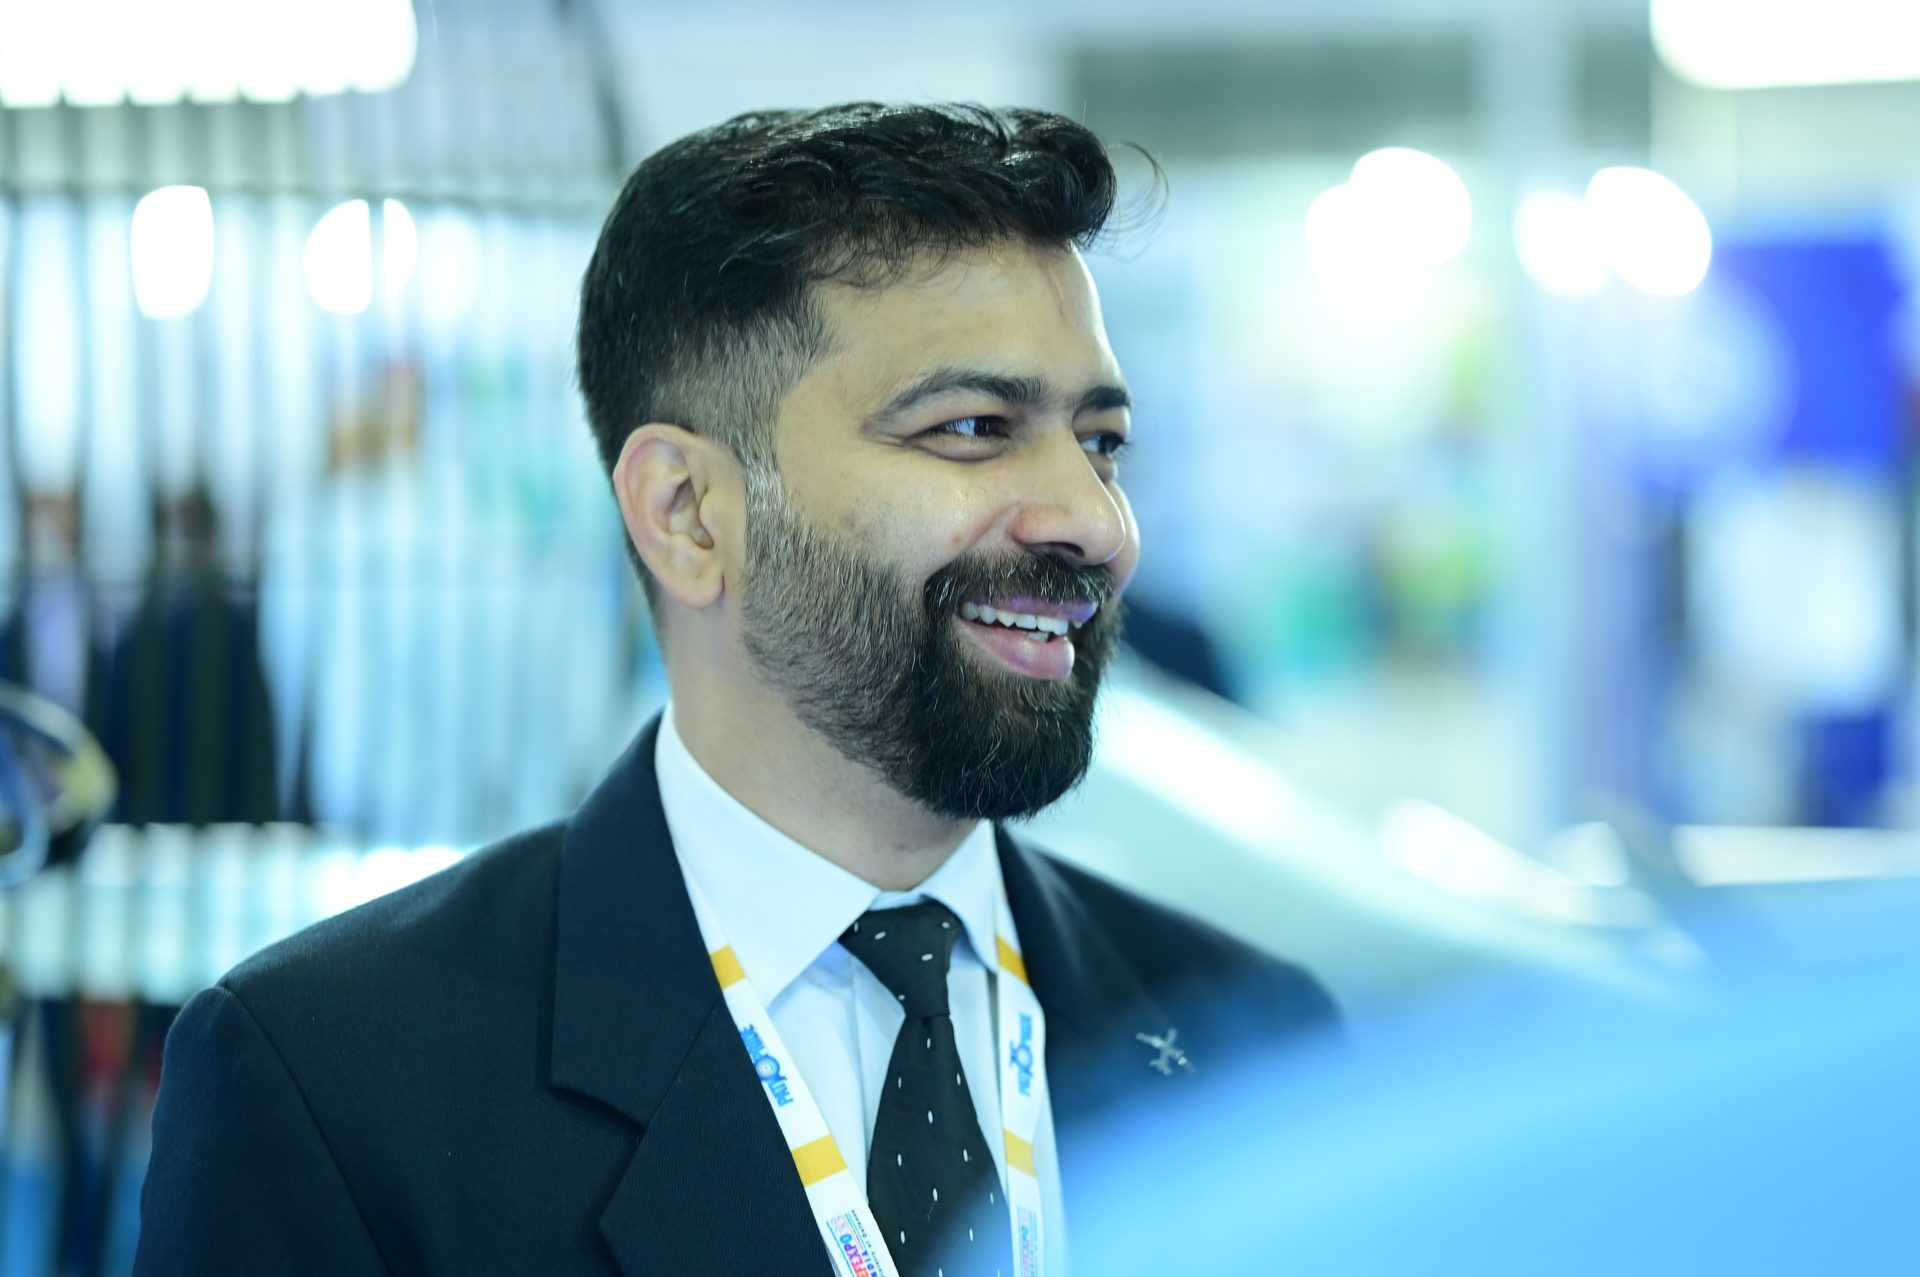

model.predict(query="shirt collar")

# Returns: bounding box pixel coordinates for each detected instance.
[870,826,1002,988]
[654,704,1002,1008]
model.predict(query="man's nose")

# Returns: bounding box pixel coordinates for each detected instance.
[1007,429,1128,568]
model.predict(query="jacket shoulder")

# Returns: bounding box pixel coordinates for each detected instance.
[1019,842,1340,1035]
[221,820,566,1021]
[147,818,646,1272]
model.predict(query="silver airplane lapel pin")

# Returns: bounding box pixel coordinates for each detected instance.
[1135,1028,1194,1076]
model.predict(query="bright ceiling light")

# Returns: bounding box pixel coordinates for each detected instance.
[0,3,63,107]
[346,0,420,93]
[304,198,417,316]
[124,0,201,105]
[130,186,216,319]
[1305,147,1472,313]
[299,2,359,98]
[1585,167,1713,296]
[231,2,304,103]
[56,0,133,106]
[1653,0,1920,89]
[0,0,418,108]
[1513,189,1608,297]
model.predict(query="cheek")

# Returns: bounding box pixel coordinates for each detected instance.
[844,480,997,575]
[888,478,1005,559]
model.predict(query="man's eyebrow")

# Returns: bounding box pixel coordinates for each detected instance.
[871,367,1131,425]
[1076,384,1132,415]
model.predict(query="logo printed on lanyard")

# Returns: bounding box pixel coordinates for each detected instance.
[742,1023,795,1106]
[828,1212,884,1277]
[1008,1012,1036,1097]
[1016,1205,1041,1273]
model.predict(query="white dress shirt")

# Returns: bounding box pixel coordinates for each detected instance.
[655,706,1069,1273]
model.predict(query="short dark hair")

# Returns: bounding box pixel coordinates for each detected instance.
[575,102,1133,603]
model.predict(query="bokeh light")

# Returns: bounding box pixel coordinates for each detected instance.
[1306,147,1472,311]
[130,185,215,319]
[303,197,418,316]
[1513,189,1608,298]
[1350,147,1474,267]
[1585,166,1713,296]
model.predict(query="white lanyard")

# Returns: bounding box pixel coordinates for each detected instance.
[686,879,1049,1277]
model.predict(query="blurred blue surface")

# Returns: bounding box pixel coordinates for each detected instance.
[1072,887,1920,1275]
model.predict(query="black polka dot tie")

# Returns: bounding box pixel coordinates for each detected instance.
[841,902,1012,1277]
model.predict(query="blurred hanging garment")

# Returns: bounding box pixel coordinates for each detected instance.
[0,572,90,719]
[86,568,282,827]
[1,495,94,718]
[259,458,630,847]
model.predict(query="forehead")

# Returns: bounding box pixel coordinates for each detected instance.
[796,241,1123,416]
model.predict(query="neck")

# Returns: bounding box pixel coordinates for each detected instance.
[669,668,975,892]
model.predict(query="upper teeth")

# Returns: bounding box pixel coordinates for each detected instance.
[959,602,1073,636]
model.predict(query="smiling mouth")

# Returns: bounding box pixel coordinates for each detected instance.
[956,599,1096,644]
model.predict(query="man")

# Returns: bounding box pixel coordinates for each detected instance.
[136,103,1336,1275]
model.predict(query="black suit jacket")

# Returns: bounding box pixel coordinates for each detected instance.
[136,719,1337,1274]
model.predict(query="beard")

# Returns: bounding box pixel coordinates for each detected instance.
[738,467,1124,823]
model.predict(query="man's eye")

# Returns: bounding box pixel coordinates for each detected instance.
[1082,432,1129,459]
[929,417,1005,441]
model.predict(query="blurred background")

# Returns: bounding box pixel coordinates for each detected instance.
[3,0,1919,1271]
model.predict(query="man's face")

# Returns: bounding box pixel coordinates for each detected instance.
[736,241,1139,822]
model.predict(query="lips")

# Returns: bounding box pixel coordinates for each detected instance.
[952,610,1077,680]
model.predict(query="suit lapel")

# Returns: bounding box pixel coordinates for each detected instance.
[599,999,835,1274]
[550,719,830,1276]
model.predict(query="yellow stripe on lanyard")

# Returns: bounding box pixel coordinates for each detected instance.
[996,937,1030,986]
[711,945,747,989]
[1004,1131,1036,1176]
[793,1135,849,1187]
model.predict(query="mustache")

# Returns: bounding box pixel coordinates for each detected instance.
[922,551,1117,616]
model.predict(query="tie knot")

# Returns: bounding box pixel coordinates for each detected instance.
[840,901,963,1017]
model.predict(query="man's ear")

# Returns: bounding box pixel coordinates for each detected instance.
[613,424,741,612]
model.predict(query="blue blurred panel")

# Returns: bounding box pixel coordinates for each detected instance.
[1713,237,1907,468]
